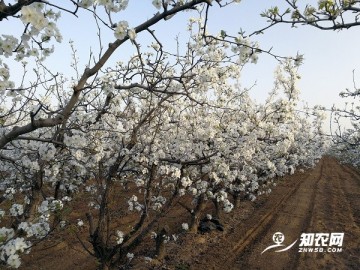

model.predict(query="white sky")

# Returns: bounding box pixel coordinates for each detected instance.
[3,0,360,130]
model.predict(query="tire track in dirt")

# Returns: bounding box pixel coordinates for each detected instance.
[341,164,360,226]
[296,157,360,270]
[229,157,360,270]
[231,159,324,267]
[190,159,324,270]
[230,159,325,270]
[191,157,360,270]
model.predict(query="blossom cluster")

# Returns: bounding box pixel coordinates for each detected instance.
[0,0,331,268]
[327,89,360,168]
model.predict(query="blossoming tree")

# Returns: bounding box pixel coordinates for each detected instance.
[260,0,360,31]
[327,83,360,168]
[0,1,329,269]
[260,0,360,168]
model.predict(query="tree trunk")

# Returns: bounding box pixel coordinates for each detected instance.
[233,193,240,209]
[212,199,221,220]
[97,262,110,270]
[189,195,206,233]
[52,181,62,227]
[22,171,42,225]
[155,226,168,260]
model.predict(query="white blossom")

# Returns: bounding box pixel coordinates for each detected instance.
[116,230,124,244]
[152,0,162,9]
[128,28,136,41]
[182,223,189,230]
[9,204,23,217]
[114,21,129,40]
[77,219,84,227]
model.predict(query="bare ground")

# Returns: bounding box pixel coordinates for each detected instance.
[19,157,360,269]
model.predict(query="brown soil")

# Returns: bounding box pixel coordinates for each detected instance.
[19,157,360,270]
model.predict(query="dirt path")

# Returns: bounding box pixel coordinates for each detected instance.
[185,157,360,270]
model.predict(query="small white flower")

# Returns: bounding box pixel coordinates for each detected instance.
[223,200,234,213]
[144,256,152,263]
[114,21,129,40]
[13,237,28,252]
[181,177,192,187]
[50,200,63,211]
[62,196,72,202]
[59,221,66,228]
[151,231,157,239]
[182,223,189,231]
[128,28,136,41]
[152,0,162,9]
[9,204,23,217]
[127,252,134,260]
[151,42,160,51]
[80,0,93,8]
[7,253,21,268]
[77,219,84,227]
[116,230,124,244]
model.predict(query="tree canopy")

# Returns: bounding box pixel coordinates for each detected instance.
[0,1,358,269]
